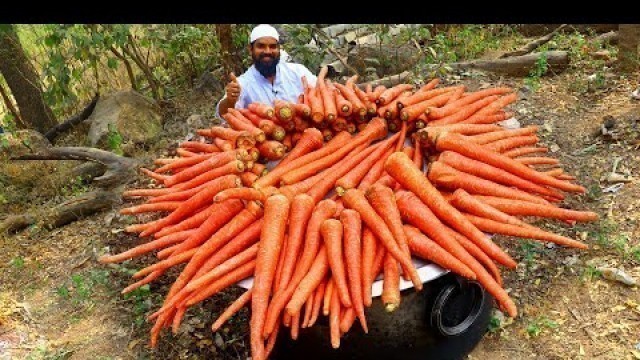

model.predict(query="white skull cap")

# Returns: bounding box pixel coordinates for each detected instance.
[250,24,280,44]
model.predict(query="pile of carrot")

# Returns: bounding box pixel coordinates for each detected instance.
[101,72,599,359]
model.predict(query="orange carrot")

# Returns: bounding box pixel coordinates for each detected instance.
[225,109,267,142]
[334,82,367,119]
[120,201,181,215]
[329,285,341,349]
[449,189,531,228]
[308,278,326,327]
[461,93,518,124]
[378,84,414,106]
[342,188,422,290]
[251,194,290,359]
[381,252,401,312]
[277,194,315,291]
[154,203,219,238]
[248,102,275,119]
[274,99,294,122]
[437,151,564,200]
[385,152,517,268]
[431,132,586,193]
[464,213,588,249]
[340,209,368,332]
[426,95,500,126]
[292,102,312,118]
[442,225,502,286]
[339,307,357,334]
[399,91,455,122]
[444,86,465,105]
[395,191,516,316]
[404,224,477,280]
[99,229,195,264]
[396,86,457,109]
[472,195,599,222]
[183,259,256,308]
[323,277,335,317]
[503,146,549,158]
[428,161,552,205]
[516,157,560,166]
[211,288,252,332]
[360,227,377,307]
[180,141,221,154]
[357,146,395,192]
[370,85,387,104]
[254,131,352,189]
[262,200,337,338]
[286,246,330,317]
[427,87,512,119]
[484,135,539,153]
[321,219,352,307]
[163,150,246,187]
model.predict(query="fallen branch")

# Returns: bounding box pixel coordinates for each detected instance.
[594,31,618,45]
[0,214,36,234]
[361,71,412,89]
[500,24,567,58]
[44,94,100,143]
[446,51,570,77]
[11,146,138,189]
[44,190,119,229]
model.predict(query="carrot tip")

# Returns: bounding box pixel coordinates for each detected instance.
[385,303,399,313]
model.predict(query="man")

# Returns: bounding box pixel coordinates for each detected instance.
[216,24,317,118]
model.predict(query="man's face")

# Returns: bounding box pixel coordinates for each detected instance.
[250,37,280,78]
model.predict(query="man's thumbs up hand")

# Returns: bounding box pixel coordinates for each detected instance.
[226,72,241,102]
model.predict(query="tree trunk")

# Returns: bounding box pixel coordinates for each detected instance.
[216,24,236,76]
[0,24,57,134]
[617,24,640,73]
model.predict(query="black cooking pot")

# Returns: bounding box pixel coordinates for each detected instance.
[271,273,493,360]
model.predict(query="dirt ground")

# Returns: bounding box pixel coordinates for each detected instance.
[1,61,640,359]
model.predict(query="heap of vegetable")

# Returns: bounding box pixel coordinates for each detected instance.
[101,68,598,359]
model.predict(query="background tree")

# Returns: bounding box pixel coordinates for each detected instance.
[616,24,640,73]
[0,24,57,133]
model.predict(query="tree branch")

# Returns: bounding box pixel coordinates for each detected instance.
[110,46,138,91]
[500,24,567,58]
[0,79,24,128]
[44,94,99,143]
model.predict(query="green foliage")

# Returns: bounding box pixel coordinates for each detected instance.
[524,51,549,91]
[526,316,558,337]
[282,24,325,72]
[519,240,543,270]
[25,345,73,360]
[60,175,90,197]
[106,123,124,155]
[487,314,502,333]
[124,284,153,327]
[580,265,602,282]
[56,269,111,306]
[10,256,25,268]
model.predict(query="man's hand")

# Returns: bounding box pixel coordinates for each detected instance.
[225,72,241,102]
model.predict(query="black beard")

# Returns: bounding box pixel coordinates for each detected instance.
[254,54,280,78]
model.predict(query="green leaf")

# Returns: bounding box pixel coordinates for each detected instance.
[107,57,119,69]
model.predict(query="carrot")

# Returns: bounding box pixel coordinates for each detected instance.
[211,288,252,332]
[365,183,412,271]
[464,213,588,249]
[449,189,531,228]
[122,187,175,198]
[185,243,258,298]
[214,187,266,204]
[162,150,246,187]
[400,91,455,122]
[442,225,502,286]
[171,160,245,191]
[472,195,599,222]
[444,86,465,105]
[339,307,357,334]
[431,132,586,193]
[99,229,195,264]
[381,252,401,312]
[254,131,352,189]
[193,218,264,279]
[395,191,516,317]
[333,82,367,119]
[247,102,275,119]
[516,157,560,166]
[240,172,259,187]
[154,203,219,238]
[179,141,221,154]
[292,102,312,118]
[466,126,539,145]
[250,194,289,359]
[352,83,376,116]
[427,87,512,119]
[140,167,168,183]
[370,85,387,104]
[120,201,181,215]
[183,259,256,308]
[426,95,500,126]
[428,161,552,205]
[437,151,564,200]
[290,310,301,340]
[302,294,314,328]
[329,285,341,349]
[332,82,353,117]
[274,99,294,122]
[308,278,326,327]
[321,219,352,307]
[396,86,457,109]
[280,118,388,186]
[278,128,323,168]
[286,246,330,317]
[461,93,518,124]
[278,194,315,291]
[225,109,267,142]
[206,126,256,149]
[378,84,414,106]
[385,152,517,268]
[262,200,337,338]
[320,79,337,122]
[483,135,539,153]
[360,227,377,307]
[357,146,395,192]
[342,188,422,290]
[213,137,234,152]
[503,146,549,158]
[335,133,399,195]
[323,277,335,317]
[340,209,368,332]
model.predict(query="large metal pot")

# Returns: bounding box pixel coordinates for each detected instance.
[271,273,493,360]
